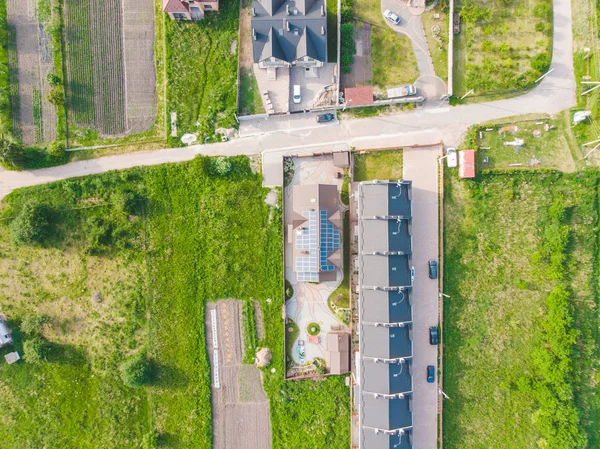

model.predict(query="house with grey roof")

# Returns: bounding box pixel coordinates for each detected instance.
[251,0,328,69]
[357,180,414,449]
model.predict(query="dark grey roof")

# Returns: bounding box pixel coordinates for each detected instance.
[251,0,327,63]
[358,180,413,449]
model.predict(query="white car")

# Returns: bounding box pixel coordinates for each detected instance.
[293,85,301,104]
[446,147,458,168]
[384,9,401,25]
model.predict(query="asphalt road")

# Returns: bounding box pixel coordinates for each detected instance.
[0,0,574,199]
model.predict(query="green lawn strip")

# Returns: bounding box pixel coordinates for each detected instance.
[442,170,598,448]
[242,299,258,363]
[421,0,448,82]
[370,26,418,90]
[330,212,350,313]
[0,0,13,137]
[353,0,385,26]
[452,0,552,97]
[239,69,265,116]
[354,148,403,181]
[327,0,338,62]
[0,155,350,448]
[166,0,239,144]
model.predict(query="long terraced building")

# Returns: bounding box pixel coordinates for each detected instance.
[357,180,413,449]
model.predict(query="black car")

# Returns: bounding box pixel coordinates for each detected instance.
[316,113,335,123]
[428,259,438,279]
[427,365,435,383]
[429,326,439,345]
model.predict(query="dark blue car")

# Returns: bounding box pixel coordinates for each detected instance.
[428,260,438,279]
[427,365,435,383]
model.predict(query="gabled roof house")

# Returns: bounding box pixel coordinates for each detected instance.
[163,0,219,20]
[251,0,327,68]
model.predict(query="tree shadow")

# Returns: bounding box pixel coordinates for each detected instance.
[151,361,190,389]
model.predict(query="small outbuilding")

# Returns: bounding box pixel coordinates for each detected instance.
[4,352,20,364]
[0,319,13,347]
[327,332,350,375]
[344,86,374,107]
[333,151,350,168]
[459,150,476,179]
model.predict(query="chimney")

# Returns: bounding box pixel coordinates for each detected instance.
[286,4,290,14]
[321,5,325,15]
[252,7,256,15]
[321,26,325,34]
[252,29,257,40]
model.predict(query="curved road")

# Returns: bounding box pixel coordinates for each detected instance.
[0,0,574,199]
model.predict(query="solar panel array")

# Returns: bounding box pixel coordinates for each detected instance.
[320,210,340,271]
[296,211,318,282]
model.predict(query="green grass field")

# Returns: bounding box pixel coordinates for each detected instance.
[239,69,265,116]
[443,170,600,448]
[166,0,239,142]
[0,156,349,448]
[354,148,403,181]
[453,0,552,97]
[371,26,419,90]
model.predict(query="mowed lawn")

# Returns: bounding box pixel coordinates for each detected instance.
[443,171,600,448]
[371,27,419,89]
[354,149,403,181]
[166,0,239,141]
[0,156,350,448]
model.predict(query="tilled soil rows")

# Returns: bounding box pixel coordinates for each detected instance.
[206,299,272,449]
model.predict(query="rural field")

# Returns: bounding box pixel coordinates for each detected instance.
[63,0,157,142]
[6,0,57,146]
[453,0,552,97]
[167,0,239,142]
[0,155,349,448]
[443,170,600,448]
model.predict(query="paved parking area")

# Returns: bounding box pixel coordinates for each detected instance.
[289,64,337,112]
[254,64,290,113]
[403,145,440,449]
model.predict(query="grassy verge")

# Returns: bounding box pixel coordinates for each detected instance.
[421,0,449,82]
[353,0,385,26]
[239,70,265,116]
[338,103,415,119]
[443,170,599,448]
[0,155,350,448]
[354,148,403,180]
[452,0,552,98]
[327,0,338,62]
[0,0,13,137]
[166,0,239,145]
[329,212,350,320]
[371,26,419,90]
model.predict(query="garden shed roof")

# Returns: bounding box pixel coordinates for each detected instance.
[163,0,189,13]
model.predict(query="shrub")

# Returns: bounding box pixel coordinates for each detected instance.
[47,88,64,106]
[531,52,551,73]
[341,0,353,22]
[111,190,136,215]
[0,138,26,169]
[121,352,152,388]
[460,1,493,23]
[210,156,232,176]
[533,2,551,19]
[46,73,61,87]
[23,336,46,364]
[10,201,53,245]
[20,314,50,335]
[535,21,545,32]
[340,23,355,74]
[46,140,65,157]
[481,40,494,51]
[142,430,159,449]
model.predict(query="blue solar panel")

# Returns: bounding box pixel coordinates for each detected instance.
[319,210,340,271]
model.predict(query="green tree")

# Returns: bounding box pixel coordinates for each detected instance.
[23,336,46,364]
[121,352,152,388]
[0,137,26,169]
[460,1,493,23]
[111,190,136,215]
[211,156,232,176]
[10,201,53,245]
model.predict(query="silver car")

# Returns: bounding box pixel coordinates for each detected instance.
[446,147,458,168]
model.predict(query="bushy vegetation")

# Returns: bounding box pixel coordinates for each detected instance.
[443,170,599,448]
[166,0,239,143]
[0,0,11,138]
[326,0,338,62]
[121,351,152,388]
[340,23,355,74]
[0,155,350,448]
[9,201,53,245]
[242,300,258,364]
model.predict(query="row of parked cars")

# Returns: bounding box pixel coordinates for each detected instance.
[427,259,439,383]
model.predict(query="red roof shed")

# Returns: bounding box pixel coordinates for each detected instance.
[344,86,374,106]
[459,150,476,179]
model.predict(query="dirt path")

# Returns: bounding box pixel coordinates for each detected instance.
[206,300,271,449]
[238,1,253,72]
[7,0,57,145]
